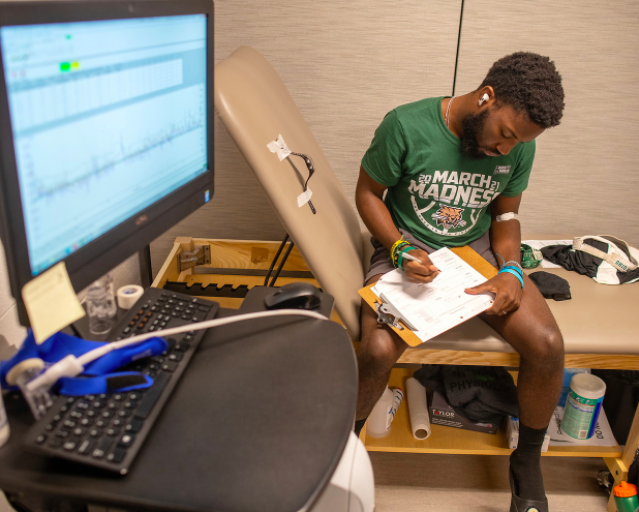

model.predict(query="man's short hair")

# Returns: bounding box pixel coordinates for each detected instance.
[480,52,565,129]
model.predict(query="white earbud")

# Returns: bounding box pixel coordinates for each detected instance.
[478,93,489,106]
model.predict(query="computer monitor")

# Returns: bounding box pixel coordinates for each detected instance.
[0,0,214,325]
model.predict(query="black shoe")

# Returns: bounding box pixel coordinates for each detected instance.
[509,466,548,512]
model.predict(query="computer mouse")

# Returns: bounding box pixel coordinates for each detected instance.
[264,282,321,310]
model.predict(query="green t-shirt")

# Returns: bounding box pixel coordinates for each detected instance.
[361,97,535,248]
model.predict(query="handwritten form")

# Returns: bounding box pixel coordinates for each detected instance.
[372,248,495,343]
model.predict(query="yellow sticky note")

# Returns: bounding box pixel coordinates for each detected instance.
[21,262,86,344]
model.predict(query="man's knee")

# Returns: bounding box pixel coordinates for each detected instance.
[357,326,405,376]
[521,325,564,369]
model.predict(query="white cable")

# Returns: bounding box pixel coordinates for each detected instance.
[25,355,84,393]
[26,309,329,392]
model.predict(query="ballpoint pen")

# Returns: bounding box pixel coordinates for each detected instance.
[401,250,440,272]
[401,251,423,264]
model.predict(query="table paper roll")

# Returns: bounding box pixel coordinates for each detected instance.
[406,377,431,440]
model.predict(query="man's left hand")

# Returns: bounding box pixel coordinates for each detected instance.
[464,272,523,316]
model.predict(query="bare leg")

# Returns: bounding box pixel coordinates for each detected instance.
[481,272,564,503]
[356,274,409,421]
[480,272,565,428]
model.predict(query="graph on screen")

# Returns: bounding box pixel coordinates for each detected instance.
[2,15,208,274]
[18,84,206,274]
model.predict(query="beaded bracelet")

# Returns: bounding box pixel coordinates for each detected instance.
[503,260,523,272]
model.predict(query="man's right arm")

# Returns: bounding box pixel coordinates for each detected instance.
[355,166,401,251]
[356,166,439,283]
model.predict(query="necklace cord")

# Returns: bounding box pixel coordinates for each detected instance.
[445,96,455,128]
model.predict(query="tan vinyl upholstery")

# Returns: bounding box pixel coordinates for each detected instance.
[214,47,367,339]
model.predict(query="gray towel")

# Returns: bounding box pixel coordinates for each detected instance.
[414,364,519,423]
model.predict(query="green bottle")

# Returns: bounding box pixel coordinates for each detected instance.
[613,481,639,512]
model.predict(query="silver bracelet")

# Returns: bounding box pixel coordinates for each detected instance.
[502,260,523,271]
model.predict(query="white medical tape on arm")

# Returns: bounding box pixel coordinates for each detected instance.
[495,212,520,222]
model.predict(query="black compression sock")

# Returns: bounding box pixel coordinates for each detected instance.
[510,422,547,501]
[354,418,367,437]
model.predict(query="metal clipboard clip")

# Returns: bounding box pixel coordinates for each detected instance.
[375,293,418,332]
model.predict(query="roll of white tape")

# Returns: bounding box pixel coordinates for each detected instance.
[116,285,144,310]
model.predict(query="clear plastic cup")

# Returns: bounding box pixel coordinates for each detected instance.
[86,273,117,335]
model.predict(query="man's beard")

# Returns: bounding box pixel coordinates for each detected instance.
[460,109,489,159]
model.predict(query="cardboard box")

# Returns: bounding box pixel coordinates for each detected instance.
[430,391,499,435]
[508,416,550,451]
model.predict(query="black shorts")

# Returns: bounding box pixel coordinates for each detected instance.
[365,229,498,285]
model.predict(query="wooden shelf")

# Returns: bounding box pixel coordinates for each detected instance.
[362,368,622,458]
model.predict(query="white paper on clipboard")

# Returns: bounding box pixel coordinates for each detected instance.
[372,248,495,343]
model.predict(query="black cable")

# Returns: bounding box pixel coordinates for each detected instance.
[269,240,295,287]
[289,152,317,214]
[264,234,289,286]
[451,0,465,97]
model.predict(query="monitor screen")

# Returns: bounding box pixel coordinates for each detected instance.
[2,15,208,276]
[0,0,214,324]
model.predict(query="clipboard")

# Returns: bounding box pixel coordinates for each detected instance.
[358,245,498,347]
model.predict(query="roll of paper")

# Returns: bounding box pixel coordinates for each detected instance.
[406,377,431,440]
[116,285,144,310]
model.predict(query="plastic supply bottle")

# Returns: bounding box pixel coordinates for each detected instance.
[0,391,10,448]
[558,368,590,407]
[613,481,639,512]
[366,386,404,438]
[561,373,606,440]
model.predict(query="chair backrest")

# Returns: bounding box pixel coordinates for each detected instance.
[214,47,366,339]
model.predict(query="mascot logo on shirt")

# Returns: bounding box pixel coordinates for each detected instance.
[432,205,465,229]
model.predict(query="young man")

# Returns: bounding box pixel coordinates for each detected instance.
[355,52,565,512]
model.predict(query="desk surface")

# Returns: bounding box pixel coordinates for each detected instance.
[0,311,357,512]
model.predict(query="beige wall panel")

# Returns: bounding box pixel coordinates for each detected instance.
[455,0,639,247]
[151,0,461,273]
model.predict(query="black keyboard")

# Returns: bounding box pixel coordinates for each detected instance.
[22,287,219,475]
